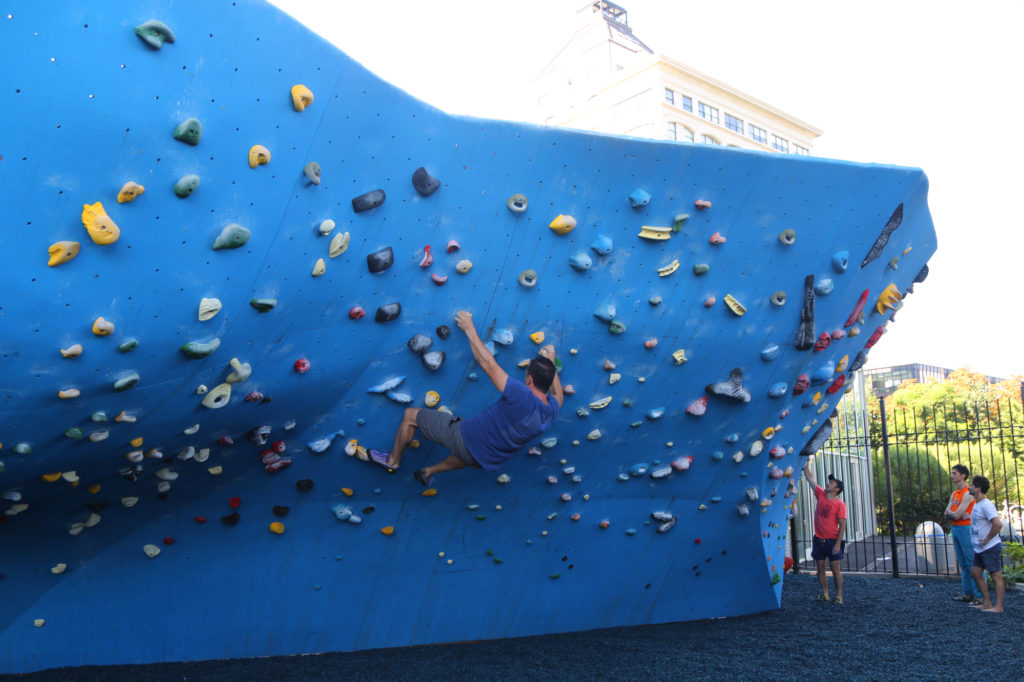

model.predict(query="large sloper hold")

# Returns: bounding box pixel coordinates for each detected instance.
[367,247,394,273]
[861,203,903,268]
[352,189,386,213]
[847,349,869,374]
[906,264,929,295]
[800,409,838,456]
[705,368,751,403]
[794,274,816,350]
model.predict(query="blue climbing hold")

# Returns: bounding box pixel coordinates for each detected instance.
[760,344,780,361]
[832,250,849,273]
[768,383,788,398]
[646,407,665,420]
[725,433,739,444]
[711,451,724,461]
[569,252,593,271]
[628,188,652,209]
[491,328,514,346]
[629,463,649,477]
[617,473,630,482]
[590,234,613,256]
[812,361,835,385]
[814,278,834,295]
[593,303,616,322]
[386,390,413,404]
[367,376,405,393]
[332,504,352,521]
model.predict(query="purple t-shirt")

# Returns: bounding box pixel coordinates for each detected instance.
[460,377,560,470]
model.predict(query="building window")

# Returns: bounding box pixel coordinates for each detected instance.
[666,122,677,140]
[681,95,692,112]
[793,144,810,156]
[748,124,767,144]
[724,113,743,133]
[771,134,789,153]
[665,88,674,105]
[698,102,719,124]
[701,134,720,145]
[681,127,694,142]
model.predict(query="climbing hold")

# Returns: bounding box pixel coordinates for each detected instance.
[113,372,140,392]
[213,223,251,250]
[875,283,903,314]
[656,259,680,277]
[723,294,746,316]
[706,368,751,403]
[366,246,395,273]
[529,331,545,345]
[778,229,796,246]
[827,374,846,394]
[491,329,514,346]
[686,396,707,416]
[794,275,816,350]
[425,391,440,408]
[835,355,850,373]
[173,174,201,198]
[269,522,286,535]
[848,349,869,374]
[548,214,576,236]
[92,317,114,336]
[422,351,445,371]
[408,334,433,354]
[65,427,84,439]
[181,338,220,358]
[367,376,405,394]
[143,544,161,558]
[593,303,616,322]
[768,383,788,398]
[671,456,694,471]
[750,440,764,457]
[290,83,314,111]
[352,189,386,213]
[693,263,709,276]
[81,202,120,245]
[704,296,716,308]
[513,269,539,288]
[304,162,321,185]
[456,260,473,274]
[201,383,231,409]
[375,303,402,323]
[709,232,726,245]
[430,272,448,286]
[745,486,760,502]
[673,213,690,231]
[587,429,602,441]
[411,167,440,196]
[814,333,831,352]
[630,463,650,477]
[135,19,175,48]
[814,278,834,296]
[248,145,271,168]
[861,203,903,268]
[695,199,712,210]
[59,343,83,358]
[589,396,612,410]
[644,338,658,349]
[638,225,672,241]
[312,258,326,277]
[812,361,835,385]
[628,188,652,208]
[608,320,626,334]
[831,329,847,341]
[761,344,780,361]
[832,250,849,273]
[225,358,251,383]
[769,445,786,459]
[294,358,311,374]
[342,306,364,321]
[446,240,461,253]
[195,297,222,322]
[415,245,433,269]
[569,252,593,271]
[800,410,836,456]
[672,349,687,365]
[591,234,613,255]
[221,512,240,526]
[506,193,528,212]
[58,388,80,400]
[47,241,80,267]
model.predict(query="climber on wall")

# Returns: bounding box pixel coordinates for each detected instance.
[370,310,563,486]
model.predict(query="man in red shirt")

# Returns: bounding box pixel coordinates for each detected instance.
[804,460,848,604]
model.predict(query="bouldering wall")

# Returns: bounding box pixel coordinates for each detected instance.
[0,0,936,674]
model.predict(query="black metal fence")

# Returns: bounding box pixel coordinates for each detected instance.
[792,394,1024,577]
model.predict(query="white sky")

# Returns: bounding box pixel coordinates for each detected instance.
[272,0,1024,380]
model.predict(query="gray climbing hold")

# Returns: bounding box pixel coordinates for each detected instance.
[135,19,176,49]
[367,246,394,274]
[778,229,796,245]
[213,223,251,250]
[794,274,816,350]
[693,263,710,276]
[706,368,751,403]
[118,338,138,353]
[374,303,401,323]
[576,407,590,417]
[113,372,140,392]
[407,334,433,354]
[180,338,221,359]
[248,425,271,445]
[352,189,385,213]
[174,174,201,198]
[800,409,837,456]
[304,162,321,185]
[861,203,903,268]
[506,193,528,213]
[411,167,440,196]
[250,298,277,312]
[518,270,538,288]
[421,351,445,371]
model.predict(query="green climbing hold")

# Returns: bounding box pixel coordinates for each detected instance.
[135,19,176,49]
[553,357,563,372]
[113,372,140,392]
[250,298,277,312]
[608,320,626,334]
[476,514,487,521]
[771,571,781,585]
[693,263,710,276]
[622,398,632,407]
[90,411,108,423]
[213,223,251,250]
[673,213,690,231]
[550,573,560,580]
[13,443,32,455]
[180,338,221,359]
[65,427,84,440]
[630,421,643,428]
[174,174,201,198]
[173,117,202,146]
[486,549,494,556]
[118,338,138,353]
[493,558,503,565]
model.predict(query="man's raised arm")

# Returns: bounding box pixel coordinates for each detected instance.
[455,310,507,394]
[803,458,818,489]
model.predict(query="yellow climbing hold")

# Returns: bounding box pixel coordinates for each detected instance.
[42,472,63,482]
[291,84,314,111]
[422,488,438,497]
[201,383,232,409]
[269,522,286,535]
[723,294,747,316]
[380,526,395,536]
[548,214,577,236]
[312,258,326,277]
[672,349,687,365]
[92,317,115,336]
[60,344,83,358]
[47,241,80,267]
[34,619,45,628]
[657,259,680,277]
[130,437,143,447]
[638,225,672,240]
[248,145,271,168]
[208,465,223,475]
[836,354,850,373]
[88,485,101,494]
[81,202,120,245]
[875,283,902,314]
[342,488,354,497]
[58,388,80,400]
[425,391,440,408]
[762,427,776,440]
[530,331,545,345]
[117,182,145,203]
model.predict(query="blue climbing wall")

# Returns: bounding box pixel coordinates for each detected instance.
[0,0,936,673]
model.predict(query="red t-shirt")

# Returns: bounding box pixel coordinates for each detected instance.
[813,485,848,539]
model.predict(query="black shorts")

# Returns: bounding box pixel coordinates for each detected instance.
[415,409,480,467]
[973,544,1003,573]
[811,536,845,561]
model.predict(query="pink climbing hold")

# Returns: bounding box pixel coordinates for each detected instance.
[349,306,366,320]
[704,296,717,308]
[831,329,847,340]
[827,374,847,394]
[844,289,870,328]
[769,467,784,479]
[671,456,694,471]
[695,199,712,210]
[266,458,292,473]
[686,396,707,416]
[769,445,786,459]
[294,358,310,373]
[792,374,810,395]
[563,384,575,395]
[603,360,616,371]
[245,391,263,402]
[814,333,831,352]
[431,273,448,285]
[865,326,884,348]
[446,239,460,253]
[419,245,433,268]
[709,232,726,245]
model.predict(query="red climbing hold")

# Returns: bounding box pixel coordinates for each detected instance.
[694,538,701,545]
[294,358,310,373]
[827,374,847,394]
[349,306,366,320]
[686,396,708,416]
[245,391,263,402]
[218,436,234,445]
[709,232,726,245]
[194,516,207,524]
[695,199,712,210]
[271,440,286,453]
[229,496,241,509]
[865,326,884,348]
[446,239,460,253]
[419,245,433,268]
[266,458,292,473]
[844,289,870,328]
[814,333,831,351]
[163,537,175,545]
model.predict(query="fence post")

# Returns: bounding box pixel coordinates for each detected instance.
[789,516,800,574]
[879,397,900,578]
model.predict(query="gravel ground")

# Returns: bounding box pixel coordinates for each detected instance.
[8,575,1021,682]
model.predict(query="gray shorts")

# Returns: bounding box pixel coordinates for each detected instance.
[415,409,480,468]
[973,544,1004,574]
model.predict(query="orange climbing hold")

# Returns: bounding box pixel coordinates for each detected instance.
[269,522,286,534]
[644,338,658,349]
[381,526,395,536]
[422,489,438,497]
[695,199,712,210]
[342,488,354,497]
[709,232,726,245]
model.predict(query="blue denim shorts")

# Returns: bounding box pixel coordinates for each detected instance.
[811,536,845,561]
[973,544,1004,573]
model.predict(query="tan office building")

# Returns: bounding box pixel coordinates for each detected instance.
[534,1,821,154]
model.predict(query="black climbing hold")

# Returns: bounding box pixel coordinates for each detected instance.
[375,303,401,323]
[362,506,376,514]
[272,505,290,517]
[422,350,445,371]
[861,203,903,268]
[800,409,837,457]
[352,189,385,213]
[407,334,433,355]
[411,167,440,196]
[794,274,816,351]
[221,511,240,526]
[296,479,314,492]
[436,325,450,340]
[906,264,929,295]
[86,502,107,513]
[705,368,751,403]
[366,247,394,273]
[847,349,869,374]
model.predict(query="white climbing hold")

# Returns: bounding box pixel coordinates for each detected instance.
[51,563,67,574]
[184,424,200,435]
[312,258,326,276]
[84,513,101,528]
[157,481,171,493]
[195,448,210,463]
[126,450,144,463]
[202,383,232,408]
[143,544,161,558]
[609,373,621,385]
[121,496,139,508]
[68,523,84,536]
[226,357,252,383]
[750,441,764,457]
[329,231,350,257]
[589,396,612,410]
[196,384,208,395]
[89,430,109,443]
[198,297,222,321]
[732,451,744,463]
[61,471,79,483]
[155,468,178,481]
[456,259,473,274]
[318,219,335,235]
[497,473,511,484]
[587,429,602,440]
